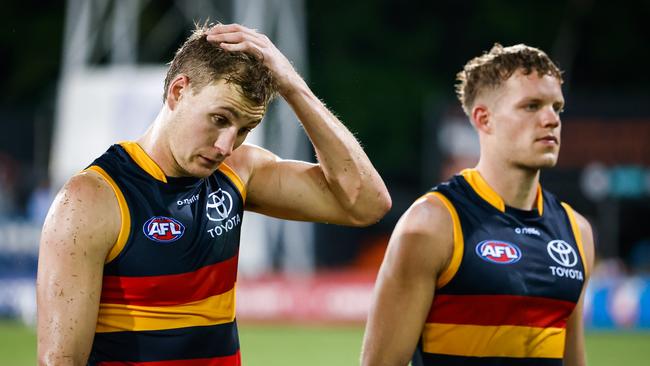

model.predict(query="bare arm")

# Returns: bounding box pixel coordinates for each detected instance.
[208,24,391,226]
[361,195,454,366]
[564,211,595,366]
[37,171,120,365]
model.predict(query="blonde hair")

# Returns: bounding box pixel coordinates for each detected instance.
[456,43,563,115]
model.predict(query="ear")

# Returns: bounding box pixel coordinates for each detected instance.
[471,104,491,134]
[166,75,190,110]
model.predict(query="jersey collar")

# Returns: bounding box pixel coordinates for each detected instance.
[460,168,544,216]
[119,141,168,183]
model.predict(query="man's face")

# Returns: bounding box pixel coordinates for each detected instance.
[168,79,266,178]
[483,69,564,170]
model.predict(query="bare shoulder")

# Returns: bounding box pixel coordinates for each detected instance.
[384,193,455,278]
[398,193,453,237]
[42,170,120,256]
[56,170,118,215]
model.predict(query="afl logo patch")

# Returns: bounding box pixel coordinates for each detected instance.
[143,216,185,243]
[475,240,522,264]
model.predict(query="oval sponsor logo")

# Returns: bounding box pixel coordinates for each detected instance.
[475,240,522,264]
[546,240,578,267]
[206,189,233,222]
[143,216,185,243]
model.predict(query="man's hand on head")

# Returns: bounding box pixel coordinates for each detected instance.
[206,23,303,96]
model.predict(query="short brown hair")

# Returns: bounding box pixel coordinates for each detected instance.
[163,24,276,106]
[455,43,563,115]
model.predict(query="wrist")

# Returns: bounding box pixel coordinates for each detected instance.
[276,72,309,100]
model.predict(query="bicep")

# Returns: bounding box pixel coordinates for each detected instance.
[564,210,594,366]
[37,173,119,365]
[242,147,355,224]
[564,293,586,366]
[362,199,453,366]
[362,236,438,366]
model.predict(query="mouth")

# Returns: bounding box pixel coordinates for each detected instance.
[198,155,222,166]
[536,135,559,145]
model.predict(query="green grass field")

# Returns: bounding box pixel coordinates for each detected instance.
[2,319,649,365]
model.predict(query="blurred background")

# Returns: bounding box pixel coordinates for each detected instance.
[1,0,649,364]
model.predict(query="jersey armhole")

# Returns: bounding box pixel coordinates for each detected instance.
[560,202,589,278]
[85,165,131,264]
[218,163,247,202]
[425,192,464,289]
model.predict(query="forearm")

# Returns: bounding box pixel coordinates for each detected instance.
[206,23,390,223]
[281,78,391,224]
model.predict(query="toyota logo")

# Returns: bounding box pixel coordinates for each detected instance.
[206,189,233,222]
[546,240,578,267]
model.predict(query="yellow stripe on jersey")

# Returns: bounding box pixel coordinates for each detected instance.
[461,169,545,216]
[96,286,236,333]
[461,169,505,212]
[536,185,544,215]
[120,141,168,183]
[85,165,131,264]
[421,323,565,358]
[218,163,246,202]
[560,202,589,278]
[425,192,464,289]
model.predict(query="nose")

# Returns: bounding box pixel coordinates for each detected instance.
[541,106,560,128]
[213,128,237,157]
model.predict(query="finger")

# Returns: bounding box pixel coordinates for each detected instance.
[207,23,257,37]
[207,23,244,33]
[219,42,265,61]
[208,31,268,49]
[207,24,272,48]
[206,32,246,44]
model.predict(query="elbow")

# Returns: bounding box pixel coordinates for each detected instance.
[348,190,392,227]
[368,189,392,224]
[379,190,393,215]
[332,172,392,227]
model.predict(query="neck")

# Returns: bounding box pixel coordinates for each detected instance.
[475,158,540,211]
[136,107,177,176]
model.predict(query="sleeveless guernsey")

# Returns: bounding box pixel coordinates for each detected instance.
[86,142,245,366]
[413,169,588,366]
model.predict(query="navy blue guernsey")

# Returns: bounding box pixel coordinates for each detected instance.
[85,142,245,366]
[413,169,588,366]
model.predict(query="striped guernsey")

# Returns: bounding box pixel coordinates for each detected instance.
[412,169,588,366]
[86,142,245,365]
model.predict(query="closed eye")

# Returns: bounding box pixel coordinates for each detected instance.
[211,115,230,128]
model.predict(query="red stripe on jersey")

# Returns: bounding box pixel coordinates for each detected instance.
[101,255,238,306]
[98,350,241,366]
[427,294,575,328]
